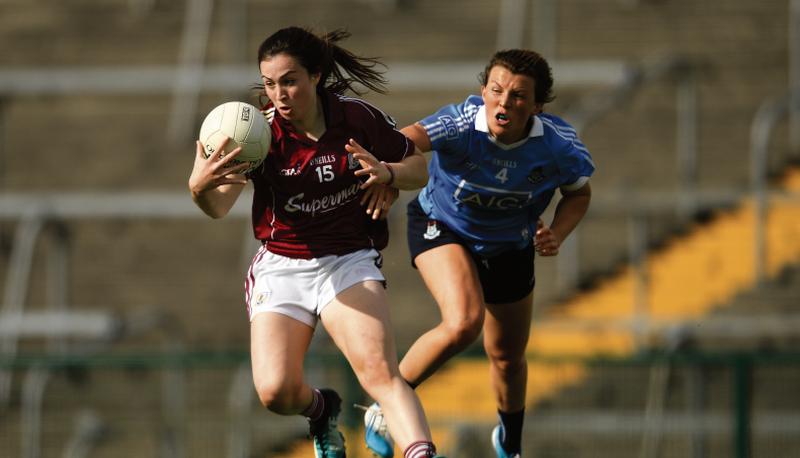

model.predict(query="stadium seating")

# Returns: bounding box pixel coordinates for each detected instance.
[0,0,798,457]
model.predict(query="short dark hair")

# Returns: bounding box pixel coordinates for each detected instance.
[479,49,555,105]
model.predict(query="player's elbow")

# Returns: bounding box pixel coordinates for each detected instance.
[206,208,230,219]
[407,168,429,189]
[191,190,237,219]
[205,201,235,219]
[193,197,231,219]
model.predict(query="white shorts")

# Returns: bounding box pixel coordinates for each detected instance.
[245,246,385,327]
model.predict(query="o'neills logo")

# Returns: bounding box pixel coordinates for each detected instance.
[284,183,361,215]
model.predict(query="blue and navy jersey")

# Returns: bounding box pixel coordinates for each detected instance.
[417,95,595,256]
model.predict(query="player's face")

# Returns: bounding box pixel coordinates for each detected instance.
[481,66,542,144]
[260,53,320,123]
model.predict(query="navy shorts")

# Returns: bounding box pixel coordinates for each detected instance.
[406,197,535,304]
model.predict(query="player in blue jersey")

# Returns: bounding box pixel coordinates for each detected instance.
[362,49,594,458]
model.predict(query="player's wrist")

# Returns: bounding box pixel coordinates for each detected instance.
[189,182,203,197]
[381,161,395,186]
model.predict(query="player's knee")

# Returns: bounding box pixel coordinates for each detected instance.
[443,312,484,349]
[486,348,527,375]
[254,377,302,413]
[352,353,394,393]
[254,380,283,410]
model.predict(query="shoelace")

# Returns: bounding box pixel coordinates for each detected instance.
[367,411,388,435]
[355,403,389,437]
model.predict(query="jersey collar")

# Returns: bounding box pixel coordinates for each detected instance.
[270,89,344,143]
[475,105,544,149]
[321,88,345,127]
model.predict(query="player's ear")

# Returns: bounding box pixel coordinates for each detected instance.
[310,72,321,86]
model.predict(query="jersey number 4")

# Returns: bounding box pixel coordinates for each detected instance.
[315,165,335,183]
[495,168,509,184]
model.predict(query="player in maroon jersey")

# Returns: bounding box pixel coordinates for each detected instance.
[188,27,442,458]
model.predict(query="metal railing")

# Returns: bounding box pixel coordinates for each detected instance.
[168,0,214,144]
[555,56,702,293]
[0,216,67,407]
[1,348,799,458]
[749,90,800,284]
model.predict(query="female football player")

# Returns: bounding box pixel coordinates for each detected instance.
[189,26,441,458]
[364,49,594,458]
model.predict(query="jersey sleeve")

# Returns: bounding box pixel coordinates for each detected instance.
[552,120,595,190]
[361,103,415,163]
[418,96,481,154]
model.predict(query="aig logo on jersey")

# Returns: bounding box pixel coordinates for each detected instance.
[454,180,532,210]
[438,115,459,140]
[457,192,529,209]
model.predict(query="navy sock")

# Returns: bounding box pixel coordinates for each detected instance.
[306,388,342,434]
[301,388,325,422]
[498,408,524,454]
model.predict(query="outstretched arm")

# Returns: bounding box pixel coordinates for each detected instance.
[352,122,432,219]
[348,139,428,190]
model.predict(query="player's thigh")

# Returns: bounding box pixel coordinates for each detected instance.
[320,280,399,376]
[415,244,485,323]
[250,312,314,388]
[483,294,534,360]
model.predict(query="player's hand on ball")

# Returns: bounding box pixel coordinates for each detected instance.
[361,184,399,220]
[348,139,393,188]
[534,219,561,256]
[189,137,248,195]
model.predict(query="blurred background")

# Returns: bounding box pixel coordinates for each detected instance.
[1,0,799,457]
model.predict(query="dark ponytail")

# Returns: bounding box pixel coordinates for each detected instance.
[257,27,387,95]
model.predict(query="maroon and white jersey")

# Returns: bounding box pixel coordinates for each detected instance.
[248,89,415,259]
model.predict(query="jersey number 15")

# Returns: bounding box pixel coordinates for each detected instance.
[315,165,335,183]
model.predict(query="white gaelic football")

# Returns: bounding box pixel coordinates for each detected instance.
[198,101,270,172]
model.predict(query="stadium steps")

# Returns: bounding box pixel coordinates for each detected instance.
[0,349,239,457]
[0,0,795,456]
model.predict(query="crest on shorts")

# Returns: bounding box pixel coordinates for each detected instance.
[423,220,441,240]
[254,292,270,306]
